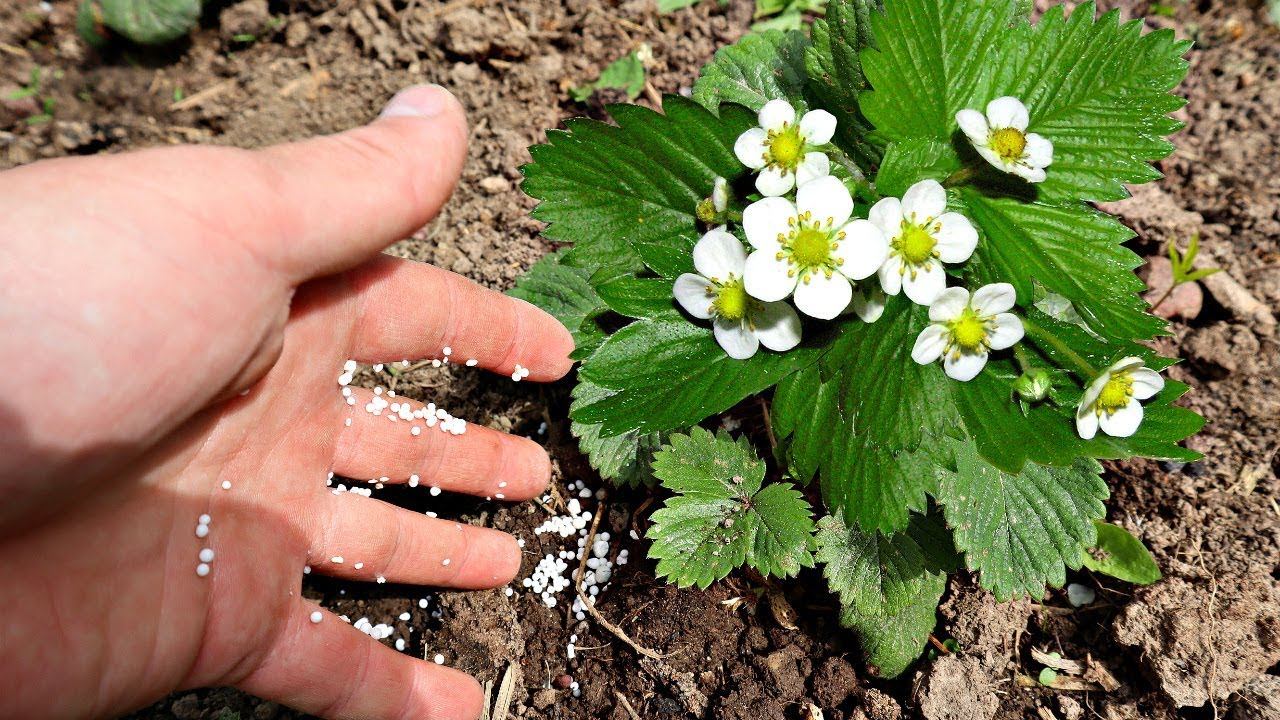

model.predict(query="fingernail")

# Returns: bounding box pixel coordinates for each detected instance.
[379,84,453,120]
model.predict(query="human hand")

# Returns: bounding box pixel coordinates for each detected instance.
[0,85,574,719]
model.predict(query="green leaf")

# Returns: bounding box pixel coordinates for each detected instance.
[570,379,668,487]
[574,317,820,436]
[816,512,948,677]
[647,428,815,588]
[1081,520,1162,585]
[860,0,1189,205]
[959,187,1165,342]
[570,50,647,102]
[692,30,811,113]
[522,97,755,276]
[937,441,1108,600]
[804,0,884,170]
[593,275,680,320]
[874,138,961,197]
[506,249,607,357]
[97,0,201,44]
[657,0,701,11]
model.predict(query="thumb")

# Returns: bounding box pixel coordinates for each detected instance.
[253,84,469,279]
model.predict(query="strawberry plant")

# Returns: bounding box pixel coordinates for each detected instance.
[512,0,1203,677]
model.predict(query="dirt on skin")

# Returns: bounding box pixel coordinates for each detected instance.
[4,0,1278,719]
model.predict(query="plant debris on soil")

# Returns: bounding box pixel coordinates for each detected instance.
[4,0,1278,718]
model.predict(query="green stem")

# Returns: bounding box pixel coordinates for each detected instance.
[1021,316,1099,380]
[1147,282,1177,315]
[942,165,980,188]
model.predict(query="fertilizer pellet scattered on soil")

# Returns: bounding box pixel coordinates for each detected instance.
[430,486,441,497]
[352,617,394,640]
[398,612,411,621]
[433,654,445,664]
[409,474,420,487]
[309,611,323,624]
[303,565,311,574]
[419,598,429,609]
[510,363,531,381]
[395,638,406,652]
[465,358,478,367]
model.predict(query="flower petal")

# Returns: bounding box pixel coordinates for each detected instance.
[928,286,970,321]
[851,284,886,323]
[1010,164,1047,183]
[986,96,1029,131]
[1099,399,1144,438]
[799,109,837,145]
[868,196,903,236]
[713,318,760,360]
[832,219,889,281]
[1129,368,1165,400]
[955,108,990,145]
[796,151,831,187]
[878,255,903,296]
[756,165,795,197]
[744,250,796,302]
[1024,133,1053,168]
[1076,406,1099,440]
[988,313,1024,350]
[911,324,948,364]
[753,301,802,352]
[793,271,853,320]
[742,196,795,250]
[901,179,947,222]
[1108,357,1146,375]
[733,128,768,170]
[970,282,1017,315]
[1080,371,1111,411]
[933,212,979,263]
[758,99,796,132]
[673,273,715,320]
[902,259,947,305]
[712,176,730,212]
[944,351,989,381]
[796,175,853,227]
[693,229,748,281]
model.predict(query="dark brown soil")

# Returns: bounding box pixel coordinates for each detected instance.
[4,0,1278,719]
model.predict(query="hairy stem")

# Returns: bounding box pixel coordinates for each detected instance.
[942,165,980,188]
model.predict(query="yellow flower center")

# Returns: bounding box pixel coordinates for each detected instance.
[895,222,937,266]
[778,212,845,280]
[1096,372,1134,415]
[948,309,988,351]
[713,278,751,321]
[766,125,804,170]
[989,127,1027,164]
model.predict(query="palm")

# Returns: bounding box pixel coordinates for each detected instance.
[0,86,574,720]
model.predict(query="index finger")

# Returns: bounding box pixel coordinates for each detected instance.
[341,254,575,382]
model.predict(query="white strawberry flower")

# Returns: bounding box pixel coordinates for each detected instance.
[911,283,1024,382]
[1075,357,1165,439]
[673,229,802,360]
[870,179,978,306]
[956,96,1054,183]
[734,99,837,197]
[742,176,889,320]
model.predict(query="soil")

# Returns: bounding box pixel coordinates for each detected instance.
[3,0,1278,719]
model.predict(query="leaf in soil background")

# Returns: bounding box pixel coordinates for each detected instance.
[816,512,949,677]
[860,0,1189,205]
[692,29,811,114]
[1082,520,1162,585]
[569,49,648,103]
[804,0,884,171]
[506,249,608,358]
[92,0,203,45]
[937,441,1108,600]
[522,97,755,277]
[573,317,821,437]
[647,428,815,588]
[570,379,668,488]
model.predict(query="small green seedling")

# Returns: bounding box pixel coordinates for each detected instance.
[1150,233,1220,313]
[752,0,828,31]
[77,0,202,47]
[1081,521,1162,585]
[657,0,728,12]
[7,67,55,125]
[1038,663,1060,687]
[569,46,649,103]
